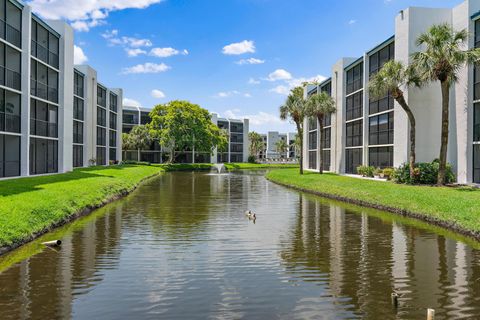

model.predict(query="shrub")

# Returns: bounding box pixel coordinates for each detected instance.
[248,155,257,163]
[373,167,383,177]
[393,160,455,184]
[382,168,395,180]
[121,160,151,166]
[357,165,375,177]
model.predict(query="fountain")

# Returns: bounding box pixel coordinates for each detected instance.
[211,163,227,174]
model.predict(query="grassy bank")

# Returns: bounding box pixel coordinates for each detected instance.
[225,163,298,170]
[266,169,480,237]
[0,165,164,250]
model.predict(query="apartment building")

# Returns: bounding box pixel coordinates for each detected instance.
[259,131,297,159]
[0,0,122,179]
[304,0,480,184]
[121,106,249,163]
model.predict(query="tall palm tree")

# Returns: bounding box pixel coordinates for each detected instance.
[280,89,306,174]
[305,92,336,174]
[411,23,480,185]
[369,60,420,178]
[275,139,289,158]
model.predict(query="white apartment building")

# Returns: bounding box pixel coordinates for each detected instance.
[0,0,122,179]
[122,106,249,163]
[303,0,480,184]
[259,131,297,159]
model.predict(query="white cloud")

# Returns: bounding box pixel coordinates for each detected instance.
[73,45,88,64]
[149,47,188,58]
[123,97,142,107]
[122,62,170,74]
[222,40,255,55]
[248,78,260,85]
[29,0,163,32]
[214,90,251,98]
[151,89,166,99]
[269,85,290,95]
[223,109,283,126]
[102,30,152,48]
[265,69,292,81]
[236,58,265,65]
[125,48,147,57]
[348,19,357,25]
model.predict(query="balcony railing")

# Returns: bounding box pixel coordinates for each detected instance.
[1,67,21,91]
[2,113,21,133]
[30,80,58,103]
[6,23,21,48]
[30,118,57,138]
[73,133,83,144]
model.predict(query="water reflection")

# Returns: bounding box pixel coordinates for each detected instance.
[0,171,479,319]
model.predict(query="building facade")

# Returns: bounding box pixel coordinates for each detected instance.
[0,0,122,179]
[259,131,297,160]
[121,106,249,163]
[303,0,480,184]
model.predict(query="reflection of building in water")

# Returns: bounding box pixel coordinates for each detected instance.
[0,207,123,319]
[281,194,480,318]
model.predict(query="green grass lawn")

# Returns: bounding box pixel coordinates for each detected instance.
[0,165,163,249]
[266,169,480,234]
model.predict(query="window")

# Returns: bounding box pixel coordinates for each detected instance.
[140,112,149,125]
[74,72,84,97]
[346,91,363,120]
[0,42,21,90]
[123,111,138,125]
[97,127,106,146]
[109,93,117,112]
[1,0,22,48]
[0,88,21,133]
[369,112,394,145]
[73,120,83,144]
[0,134,20,177]
[73,97,84,121]
[96,147,106,165]
[308,151,317,170]
[321,127,331,149]
[109,148,117,162]
[231,123,244,133]
[323,114,331,127]
[230,143,243,153]
[308,117,317,131]
[346,120,363,147]
[31,20,59,68]
[97,86,106,107]
[29,138,58,175]
[308,130,317,150]
[109,130,116,146]
[346,148,362,174]
[320,81,331,96]
[322,150,331,171]
[73,145,83,168]
[369,146,393,168]
[346,62,363,95]
[230,133,243,143]
[474,145,480,183]
[109,112,117,129]
[369,42,395,75]
[30,99,57,137]
[476,19,480,49]
[30,59,58,103]
[97,107,106,127]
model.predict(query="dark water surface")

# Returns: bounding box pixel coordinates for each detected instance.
[1,171,480,319]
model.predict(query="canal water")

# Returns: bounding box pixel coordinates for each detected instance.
[1,171,480,319]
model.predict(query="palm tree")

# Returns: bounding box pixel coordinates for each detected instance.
[275,139,288,158]
[305,92,336,174]
[368,60,420,178]
[248,131,264,160]
[280,89,306,174]
[411,23,480,185]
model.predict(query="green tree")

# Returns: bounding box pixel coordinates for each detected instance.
[280,87,306,174]
[248,131,264,159]
[217,129,229,154]
[122,125,152,160]
[275,139,289,158]
[305,91,336,174]
[148,100,226,163]
[412,24,480,185]
[368,60,420,178]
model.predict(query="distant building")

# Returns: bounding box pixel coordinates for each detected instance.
[259,131,297,159]
[121,106,249,163]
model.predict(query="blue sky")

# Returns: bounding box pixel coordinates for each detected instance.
[29,0,462,133]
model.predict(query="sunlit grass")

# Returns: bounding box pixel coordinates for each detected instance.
[267,169,480,233]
